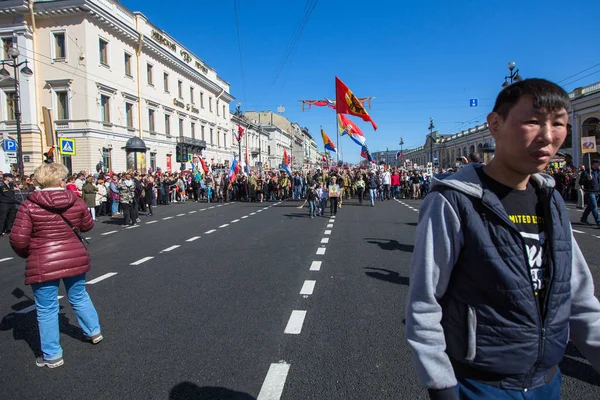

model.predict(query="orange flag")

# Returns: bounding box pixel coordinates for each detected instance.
[335,76,377,130]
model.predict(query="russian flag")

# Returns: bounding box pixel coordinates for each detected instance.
[338,113,366,147]
[229,157,240,182]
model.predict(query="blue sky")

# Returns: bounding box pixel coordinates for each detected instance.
[123,0,600,162]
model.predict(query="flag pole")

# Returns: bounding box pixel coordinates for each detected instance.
[336,112,340,164]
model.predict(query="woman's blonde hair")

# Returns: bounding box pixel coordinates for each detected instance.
[33,163,68,188]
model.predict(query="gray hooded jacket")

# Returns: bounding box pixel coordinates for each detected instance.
[406,164,600,395]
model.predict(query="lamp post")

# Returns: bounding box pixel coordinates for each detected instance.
[428,117,435,173]
[399,137,404,168]
[235,102,243,172]
[1,45,33,176]
[502,61,522,88]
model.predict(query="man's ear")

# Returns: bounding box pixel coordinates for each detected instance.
[487,112,501,139]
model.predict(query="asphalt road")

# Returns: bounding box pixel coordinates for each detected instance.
[0,196,598,399]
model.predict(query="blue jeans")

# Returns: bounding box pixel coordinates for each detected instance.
[32,274,101,360]
[294,186,302,200]
[456,370,561,399]
[308,200,316,217]
[111,198,118,215]
[369,189,377,206]
[582,193,600,224]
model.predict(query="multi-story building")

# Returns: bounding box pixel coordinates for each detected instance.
[0,0,233,175]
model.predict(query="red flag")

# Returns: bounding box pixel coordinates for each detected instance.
[283,149,289,166]
[198,156,209,175]
[335,76,377,130]
[235,124,245,142]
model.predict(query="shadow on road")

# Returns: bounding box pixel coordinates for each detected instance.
[283,212,311,218]
[559,342,600,386]
[365,238,414,252]
[405,222,418,227]
[170,382,256,400]
[364,267,409,286]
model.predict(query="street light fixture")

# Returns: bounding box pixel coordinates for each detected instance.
[502,61,522,88]
[399,137,404,168]
[428,118,436,172]
[1,44,34,176]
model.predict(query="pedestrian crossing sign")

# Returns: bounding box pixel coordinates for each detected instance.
[59,138,76,156]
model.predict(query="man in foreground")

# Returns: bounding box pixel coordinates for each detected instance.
[406,78,600,399]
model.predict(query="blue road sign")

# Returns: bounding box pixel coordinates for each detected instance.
[59,138,76,155]
[469,98,479,107]
[3,139,17,151]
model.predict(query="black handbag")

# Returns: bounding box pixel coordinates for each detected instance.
[58,212,90,247]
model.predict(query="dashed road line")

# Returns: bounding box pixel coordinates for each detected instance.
[324,230,332,235]
[328,219,335,223]
[101,230,118,236]
[130,256,154,266]
[326,224,333,228]
[257,362,291,400]
[176,213,186,217]
[205,229,216,234]
[162,216,173,220]
[572,229,585,234]
[241,216,249,219]
[300,280,316,295]
[321,238,329,244]
[208,206,215,209]
[146,220,157,224]
[186,236,201,242]
[87,272,118,285]
[316,247,326,255]
[231,219,240,223]
[250,212,257,215]
[219,224,229,228]
[188,210,197,214]
[257,210,263,213]
[309,261,322,271]
[284,310,307,334]
[125,225,139,229]
[0,257,13,263]
[216,205,223,207]
[161,245,181,253]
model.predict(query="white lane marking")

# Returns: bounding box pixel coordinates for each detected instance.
[328,219,335,223]
[208,206,215,209]
[572,229,585,234]
[125,225,139,229]
[199,209,206,212]
[324,230,332,235]
[250,212,256,215]
[263,207,269,210]
[284,310,307,334]
[321,238,329,244]
[316,247,326,255]
[146,220,157,224]
[101,230,118,236]
[15,305,36,314]
[219,224,229,228]
[176,213,186,217]
[186,236,201,242]
[310,261,322,271]
[161,245,181,253]
[162,216,173,220]
[241,216,249,219]
[257,362,291,400]
[0,257,13,263]
[58,296,63,300]
[87,272,118,285]
[257,210,263,213]
[327,224,333,228]
[130,256,154,266]
[331,216,336,219]
[231,219,240,223]
[300,280,316,295]
[204,229,216,234]
[188,210,197,214]
[85,237,92,240]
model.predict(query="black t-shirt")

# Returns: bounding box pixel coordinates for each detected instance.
[477,168,548,315]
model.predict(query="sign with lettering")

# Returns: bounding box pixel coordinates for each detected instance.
[173,98,185,108]
[151,30,176,51]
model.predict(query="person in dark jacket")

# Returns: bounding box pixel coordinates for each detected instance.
[366,172,378,207]
[578,158,600,226]
[406,79,600,399]
[9,163,102,369]
[81,177,97,221]
[0,173,17,236]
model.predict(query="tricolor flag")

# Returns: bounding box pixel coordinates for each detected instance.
[197,155,209,175]
[234,124,245,142]
[321,129,337,153]
[229,157,241,182]
[335,76,377,130]
[338,113,366,147]
[281,149,292,176]
[396,151,404,160]
[245,147,250,174]
[361,145,375,163]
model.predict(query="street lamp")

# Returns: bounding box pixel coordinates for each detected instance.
[1,45,33,176]
[428,117,436,172]
[502,61,522,88]
[399,137,404,168]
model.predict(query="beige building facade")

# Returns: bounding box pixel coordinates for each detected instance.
[0,0,233,175]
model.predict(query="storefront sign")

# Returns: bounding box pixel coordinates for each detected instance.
[151,30,176,51]
[173,98,185,108]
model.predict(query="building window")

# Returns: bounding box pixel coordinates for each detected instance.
[147,64,153,85]
[200,92,204,108]
[56,91,69,120]
[2,37,13,60]
[222,105,226,119]
[150,152,156,171]
[216,100,220,116]
[209,97,212,112]
[179,118,184,138]
[126,103,134,128]
[223,132,227,148]
[24,155,30,163]
[102,148,112,172]
[163,72,169,92]
[210,128,213,145]
[124,53,132,77]
[165,114,171,136]
[190,87,194,104]
[100,94,110,123]
[191,122,196,139]
[177,80,183,99]
[148,109,155,132]
[201,125,205,141]
[268,145,271,155]
[53,33,65,60]
[99,38,109,66]
[6,91,16,120]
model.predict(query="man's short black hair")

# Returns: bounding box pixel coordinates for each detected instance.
[468,152,481,163]
[492,78,571,119]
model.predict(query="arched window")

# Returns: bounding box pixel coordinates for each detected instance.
[469,145,475,154]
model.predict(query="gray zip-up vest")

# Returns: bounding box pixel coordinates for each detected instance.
[435,179,572,390]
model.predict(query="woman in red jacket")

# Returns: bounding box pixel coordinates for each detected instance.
[9,163,102,369]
